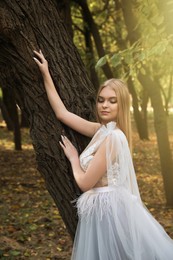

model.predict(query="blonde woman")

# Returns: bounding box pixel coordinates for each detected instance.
[33,50,173,260]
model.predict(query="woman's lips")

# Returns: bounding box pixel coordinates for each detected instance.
[101,111,110,115]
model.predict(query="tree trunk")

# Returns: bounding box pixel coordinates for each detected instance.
[127,77,149,140]
[0,0,96,238]
[120,0,149,139]
[138,70,173,206]
[159,73,173,116]
[2,88,22,150]
[20,110,29,128]
[74,0,114,79]
[121,0,173,206]
[0,97,14,130]
[114,0,149,139]
[140,88,149,139]
[56,0,74,39]
[83,18,100,89]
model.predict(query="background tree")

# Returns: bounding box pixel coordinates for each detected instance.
[94,0,173,205]
[114,0,149,140]
[121,0,173,205]
[2,88,22,150]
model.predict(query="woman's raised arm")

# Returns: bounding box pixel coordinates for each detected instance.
[33,50,100,137]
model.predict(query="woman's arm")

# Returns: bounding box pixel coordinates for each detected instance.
[33,50,100,137]
[60,135,107,192]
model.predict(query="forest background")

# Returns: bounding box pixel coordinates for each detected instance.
[0,0,173,259]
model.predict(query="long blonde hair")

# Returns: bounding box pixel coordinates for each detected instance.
[96,78,132,149]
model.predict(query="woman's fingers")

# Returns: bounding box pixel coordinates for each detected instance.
[59,136,78,162]
[60,136,74,151]
[33,50,41,58]
[59,140,65,150]
[33,50,49,74]
[61,135,71,146]
[33,57,38,62]
[33,50,43,57]
[33,50,45,63]
[59,137,69,157]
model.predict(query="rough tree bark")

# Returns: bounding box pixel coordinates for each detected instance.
[0,0,96,238]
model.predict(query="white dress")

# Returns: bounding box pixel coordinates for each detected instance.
[71,121,173,260]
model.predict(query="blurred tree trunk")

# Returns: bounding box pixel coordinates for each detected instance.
[120,0,149,140]
[74,0,113,79]
[114,0,148,140]
[0,0,96,239]
[20,110,29,128]
[127,77,149,140]
[0,97,14,130]
[140,89,149,139]
[2,88,22,150]
[121,0,173,206]
[138,70,173,206]
[83,17,100,89]
[56,0,74,39]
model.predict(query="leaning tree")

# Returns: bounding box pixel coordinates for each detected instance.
[0,0,97,239]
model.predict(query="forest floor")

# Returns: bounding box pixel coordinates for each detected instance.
[0,115,173,259]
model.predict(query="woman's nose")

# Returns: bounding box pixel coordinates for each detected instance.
[102,100,108,108]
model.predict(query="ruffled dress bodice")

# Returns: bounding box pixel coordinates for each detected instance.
[79,121,140,197]
[79,121,119,187]
[79,122,117,170]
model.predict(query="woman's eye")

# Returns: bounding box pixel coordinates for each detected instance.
[109,98,117,104]
[97,97,117,103]
[97,98,104,103]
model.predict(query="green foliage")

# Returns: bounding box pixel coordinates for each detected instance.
[71,0,173,106]
[95,55,108,69]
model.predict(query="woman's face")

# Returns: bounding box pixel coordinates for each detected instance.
[97,85,118,124]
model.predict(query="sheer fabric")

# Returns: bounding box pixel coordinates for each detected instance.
[72,121,173,260]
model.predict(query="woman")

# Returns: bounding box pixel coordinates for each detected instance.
[33,50,173,260]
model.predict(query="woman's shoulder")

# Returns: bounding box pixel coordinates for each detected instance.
[95,121,117,135]
[102,122,128,147]
[91,121,127,147]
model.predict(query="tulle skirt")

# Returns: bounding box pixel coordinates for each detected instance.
[71,186,173,260]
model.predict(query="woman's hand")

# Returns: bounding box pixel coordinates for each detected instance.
[59,136,79,163]
[33,50,49,75]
